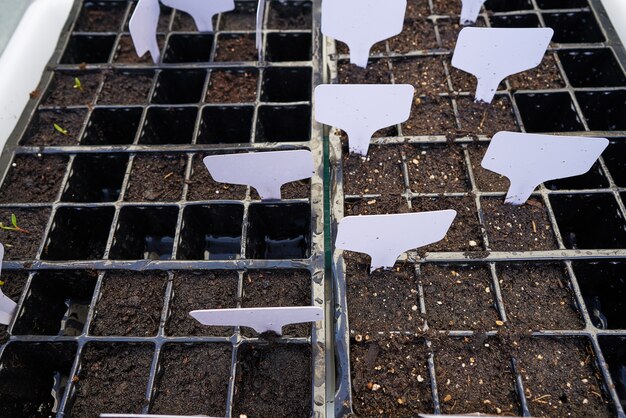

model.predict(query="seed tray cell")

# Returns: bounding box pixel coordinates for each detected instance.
[0,208,50,260]
[198,105,254,144]
[576,90,626,131]
[62,154,128,202]
[558,48,626,87]
[61,34,116,64]
[140,106,198,145]
[21,108,87,146]
[82,107,142,145]
[163,34,215,63]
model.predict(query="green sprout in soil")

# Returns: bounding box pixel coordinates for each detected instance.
[53,123,68,136]
[0,214,29,234]
[73,77,83,92]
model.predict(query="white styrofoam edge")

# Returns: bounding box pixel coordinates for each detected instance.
[0,0,73,152]
[601,0,626,48]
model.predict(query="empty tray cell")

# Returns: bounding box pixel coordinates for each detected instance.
[219,1,256,30]
[13,271,97,336]
[206,69,258,103]
[140,107,197,145]
[109,206,178,260]
[402,96,456,136]
[0,154,68,203]
[152,69,206,104]
[187,152,247,200]
[573,260,626,329]
[544,161,608,190]
[515,337,613,417]
[114,34,165,64]
[256,105,311,142]
[197,106,254,144]
[490,13,541,28]
[151,344,232,416]
[351,336,432,415]
[558,48,626,87]
[537,0,588,7]
[75,1,127,32]
[98,71,155,105]
[90,271,167,337]
[497,263,584,330]
[515,93,584,132]
[406,145,470,193]
[70,343,153,417]
[233,343,311,417]
[125,154,187,202]
[0,342,77,417]
[576,91,626,131]
[604,140,626,187]
[268,1,312,29]
[21,109,86,146]
[599,336,626,411]
[62,154,128,202]
[266,33,312,62]
[543,12,604,43]
[261,67,312,103]
[61,34,115,64]
[82,107,141,145]
[214,34,257,61]
[43,207,113,260]
[550,193,626,249]
[246,203,310,259]
[0,208,49,260]
[508,52,565,90]
[484,0,532,11]
[343,144,404,195]
[177,204,244,260]
[166,271,238,337]
[338,59,391,84]
[163,34,214,63]
[42,71,102,107]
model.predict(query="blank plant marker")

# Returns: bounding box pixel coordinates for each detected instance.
[460,0,486,25]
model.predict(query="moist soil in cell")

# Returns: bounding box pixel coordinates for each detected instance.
[215,35,256,62]
[0,155,67,203]
[268,2,312,29]
[481,197,558,251]
[338,60,391,84]
[405,145,470,193]
[151,344,231,416]
[421,264,498,330]
[23,109,85,146]
[171,11,198,32]
[388,20,437,53]
[515,337,613,417]
[187,154,247,201]
[498,264,584,331]
[342,144,404,196]
[508,53,565,90]
[345,252,421,334]
[250,179,310,200]
[432,0,461,14]
[241,270,311,337]
[434,336,520,415]
[351,335,432,416]
[468,143,510,192]
[438,18,486,50]
[71,344,153,418]
[75,4,125,32]
[0,272,28,341]
[0,208,50,260]
[206,70,258,103]
[98,72,153,105]
[90,271,167,337]
[233,344,311,417]
[456,96,519,137]
[125,155,186,202]
[219,2,256,30]
[166,271,238,337]
[42,72,102,107]
[392,57,448,97]
[402,96,456,137]
[114,35,165,64]
[345,195,409,216]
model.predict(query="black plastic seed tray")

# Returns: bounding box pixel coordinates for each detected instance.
[0,1,329,417]
[325,0,626,416]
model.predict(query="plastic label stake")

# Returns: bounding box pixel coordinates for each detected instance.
[482,131,609,205]
[256,0,265,61]
[322,0,407,68]
[0,244,17,325]
[336,211,457,271]
[129,0,161,63]
[161,0,234,32]
[314,84,414,156]
[452,27,553,103]
[460,0,485,25]
[190,306,323,335]
[203,150,314,200]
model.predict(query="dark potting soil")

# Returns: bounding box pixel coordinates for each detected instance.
[434,336,520,415]
[406,0,431,19]
[206,70,258,103]
[90,271,167,337]
[345,195,409,216]
[388,20,438,53]
[219,2,256,31]
[438,18,486,50]
[114,35,165,64]
[338,59,391,84]
[125,154,186,202]
[345,252,422,334]
[0,272,28,340]
[75,4,125,32]
[421,264,499,330]
[70,344,153,418]
[151,344,231,416]
[456,96,519,137]
[515,337,613,417]
[351,335,432,415]
[468,143,510,192]
[449,61,507,93]
[268,2,312,30]
[0,155,68,203]
[405,145,470,193]
[498,264,584,331]
[125,3,171,32]
[250,179,310,200]
[187,153,247,201]
[411,196,484,252]
[509,53,565,91]
[0,208,50,260]
[166,271,238,337]
[22,109,86,146]
[335,40,387,56]
[431,0,462,15]
[98,72,154,105]
[402,96,456,137]
[214,35,257,62]
[392,57,448,97]
[233,344,312,417]
[171,11,200,32]
[42,71,102,107]
[241,270,311,337]
[481,197,558,251]
[342,145,404,196]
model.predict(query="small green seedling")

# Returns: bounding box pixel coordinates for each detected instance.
[73,77,83,92]
[0,214,30,234]
[53,123,68,136]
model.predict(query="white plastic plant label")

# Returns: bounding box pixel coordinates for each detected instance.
[314,84,414,156]
[482,131,609,205]
[190,306,323,335]
[129,0,161,63]
[321,0,407,68]
[460,0,485,25]
[452,27,553,103]
[256,0,266,60]
[203,150,314,200]
[0,243,17,325]
[335,210,457,271]
[161,0,235,32]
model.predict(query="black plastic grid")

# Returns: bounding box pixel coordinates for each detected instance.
[325,0,626,416]
[0,1,328,417]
